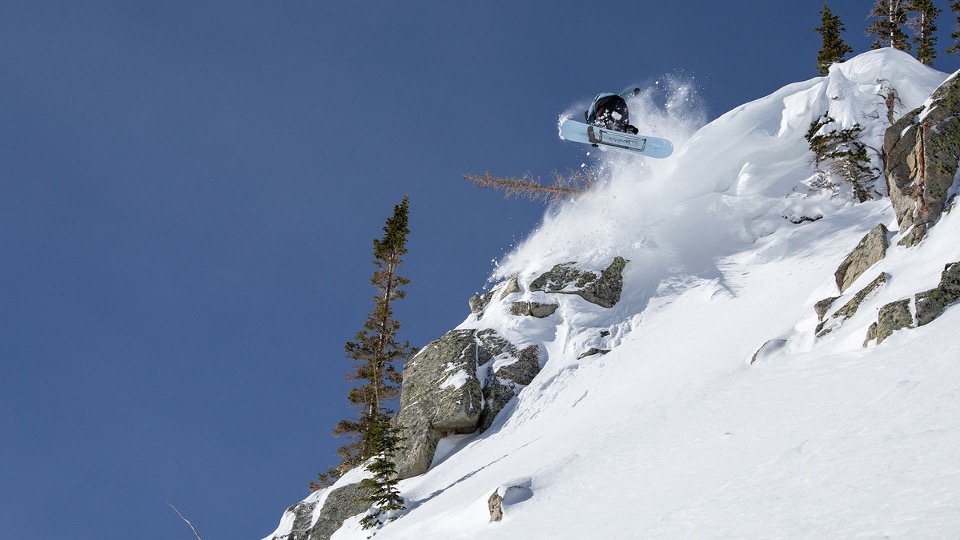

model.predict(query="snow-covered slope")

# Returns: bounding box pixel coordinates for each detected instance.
[269,49,960,538]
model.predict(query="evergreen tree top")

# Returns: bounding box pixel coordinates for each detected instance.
[815,2,853,75]
[867,0,911,51]
[373,195,410,265]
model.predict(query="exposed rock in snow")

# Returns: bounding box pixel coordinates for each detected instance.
[469,276,521,318]
[307,483,369,540]
[884,71,960,247]
[393,329,482,480]
[750,338,786,365]
[833,223,889,293]
[486,478,533,522]
[528,257,626,308]
[476,332,539,433]
[264,468,372,540]
[874,298,914,344]
[916,261,960,325]
[814,296,839,321]
[577,347,609,360]
[817,273,888,337]
[508,301,558,318]
[393,327,541,479]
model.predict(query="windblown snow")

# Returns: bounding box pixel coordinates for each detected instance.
[268,49,960,539]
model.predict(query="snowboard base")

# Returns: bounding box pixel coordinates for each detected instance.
[559,119,673,159]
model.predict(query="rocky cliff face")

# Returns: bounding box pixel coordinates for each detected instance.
[793,70,960,352]
[392,257,626,480]
[884,71,960,248]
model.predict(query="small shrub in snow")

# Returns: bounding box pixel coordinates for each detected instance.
[806,114,880,202]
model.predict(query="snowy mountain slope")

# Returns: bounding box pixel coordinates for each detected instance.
[267,49,960,539]
[369,209,960,539]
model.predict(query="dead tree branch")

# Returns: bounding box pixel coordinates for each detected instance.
[167,502,204,540]
[463,169,594,203]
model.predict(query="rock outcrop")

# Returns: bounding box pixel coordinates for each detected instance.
[884,72,960,247]
[814,296,840,322]
[872,298,914,345]
[393,328,540,479]
[509,301,559,318]
[859,261,960,346]
[817,273,888,337]
[916,261,960,326]
[470,276,520,317]
[275,498,317,540]
[834,224,889,293]
[477,331,540,433]
[529,257,627,308]
[267,482,370,540]
[392,329,483,480]
[393,257,626,479]
[487,478,533,523]
[794,74,960,350]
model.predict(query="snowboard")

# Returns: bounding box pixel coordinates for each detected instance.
[559,118,673,159]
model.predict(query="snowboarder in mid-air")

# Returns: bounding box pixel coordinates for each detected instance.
[559,87,673,158]
[585,88,641,134]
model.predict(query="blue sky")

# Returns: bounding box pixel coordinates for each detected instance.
[3,2,959,538]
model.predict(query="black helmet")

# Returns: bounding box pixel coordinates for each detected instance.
[588,94,630,132]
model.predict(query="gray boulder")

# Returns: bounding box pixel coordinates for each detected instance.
[864,322,879,347]
[577,347,610,360]
[469,276,521,318]
[817,273,888,337]
[475,329,509,366]
[859,261,960,346]
[477,377,519,434]
[473,330,539,443]
[468,292,493,315]
[916,261,960,326]
[271,499,316,540]
[834,224,888,293]
[476,331,540,432]
[393,329,482,479]
[499,275,521,299]
[884,72,960,247]
[814,296,839,321]
[491,345,539,386]
[393,328,540,479]
[874,298,914,344]
[306,483,370,540]
[509,301,559,318]
[268,483,370,540]
[529,257,627,308]
[487,479,533,523]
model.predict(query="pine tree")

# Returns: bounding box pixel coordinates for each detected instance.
[867,0,911,51]
[946,1,960,56]
[907,0,941,65]
[806,114,880,202]
[312,196,414,491]
[814,2,854,75]
[356,409,405,530]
